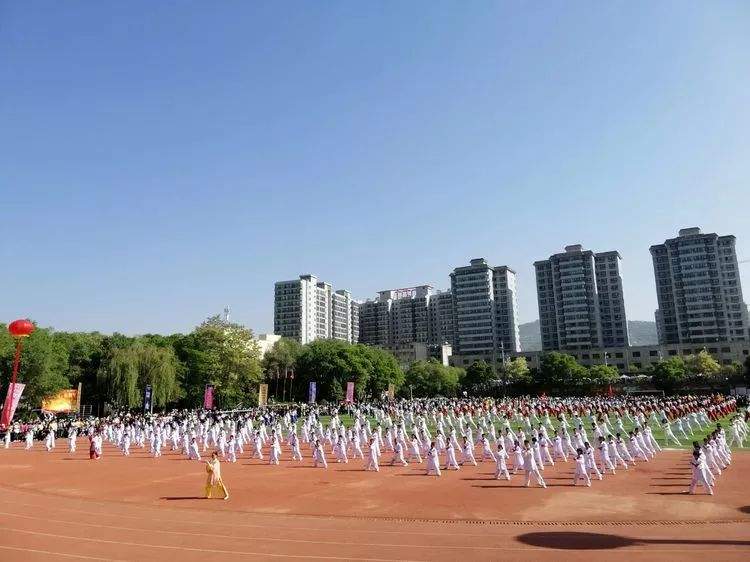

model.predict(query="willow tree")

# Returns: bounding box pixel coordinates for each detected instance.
[98,347,139,407]
[136,344,181,407]
[98,343,181,408]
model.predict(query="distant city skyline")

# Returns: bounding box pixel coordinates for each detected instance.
[2,3,749,335]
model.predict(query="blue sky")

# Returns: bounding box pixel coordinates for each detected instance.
[1,2,749,335]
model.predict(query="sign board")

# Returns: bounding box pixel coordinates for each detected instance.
[345,381,355,403]
[258,383,269,406]
[143,384,153,413]
[41,388,78,414]
[203,384,215,409]
[308,381,317,404]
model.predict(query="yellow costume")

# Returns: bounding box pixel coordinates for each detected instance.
[205,457,229,499]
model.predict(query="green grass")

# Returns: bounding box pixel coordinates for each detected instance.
[311,413,748,450]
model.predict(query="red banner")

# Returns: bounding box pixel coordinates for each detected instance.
[0,383,25,429]
[345,381,355,403]
[203,384,215,409]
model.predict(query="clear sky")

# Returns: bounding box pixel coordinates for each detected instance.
[1,2,749,335]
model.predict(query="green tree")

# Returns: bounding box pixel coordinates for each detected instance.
[360,345,404,398]
[402,359,463,397]
[462,360,495,395]
[98,346,140,407]
[588,364,620,387]
[651,357,686,393]
[503,357,532,387]
[174,316,262,408]
[135,344,182,407]
[51,331,105,405]
[538,352,588,392]
[684,350,721,379]
[293,339,383,402]
[720,361,743,382]
[744,356,750,386]
[262,337,303,379]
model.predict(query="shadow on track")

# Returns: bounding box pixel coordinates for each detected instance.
[516,531,750,550]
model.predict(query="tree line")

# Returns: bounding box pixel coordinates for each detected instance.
[2,316,749,413]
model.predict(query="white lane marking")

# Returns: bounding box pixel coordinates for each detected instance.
[0,510,517,551]
[0,544,124,561]
[0,527,425,562]
[0,496,497,539]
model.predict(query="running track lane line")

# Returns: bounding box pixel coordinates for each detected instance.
[3,495,748,537]
[0,544,124,561]
[0,527,425,562]
[0,496,507,539]
[0,510,541,552]
[0,522,746,555]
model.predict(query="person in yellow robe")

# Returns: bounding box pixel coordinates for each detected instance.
[205,451,229,500]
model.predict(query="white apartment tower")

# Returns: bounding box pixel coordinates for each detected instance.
[651,228,748,344]
[428,290,456,346]
[450,259,521,359]
[350,300,360,343]
[535,245,629,351]
[331,289,353,342]
[274,275,356,344]
[357,285,456,348]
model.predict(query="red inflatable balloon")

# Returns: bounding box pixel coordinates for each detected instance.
[8,318,35,338]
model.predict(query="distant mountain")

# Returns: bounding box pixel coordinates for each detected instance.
[519,320,542,351]
[518,319,658,351]
[628,320,658,346]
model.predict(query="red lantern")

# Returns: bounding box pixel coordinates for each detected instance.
[8,319,35,338]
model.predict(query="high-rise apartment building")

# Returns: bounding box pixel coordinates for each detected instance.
[350,300,360,343]
[492,266,522,354]
[535,245,629,351]
[650,227,748,344]
[357,299,391,347]
[274,275,357,344]
[331,289,353,342]
[450,259,521,359]
[357,285,456,348]
[428,290,456,346]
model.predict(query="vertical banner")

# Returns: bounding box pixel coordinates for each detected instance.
[143,384,153,414]
[203,384,215,410]
[0,383,25,429]
[258,383,269,406]
[76,382,83,413]
[308,381,317,404]
[345,381,355,403]
[387,383,395,400]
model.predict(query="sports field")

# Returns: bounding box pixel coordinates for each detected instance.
[0,436,747,561]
